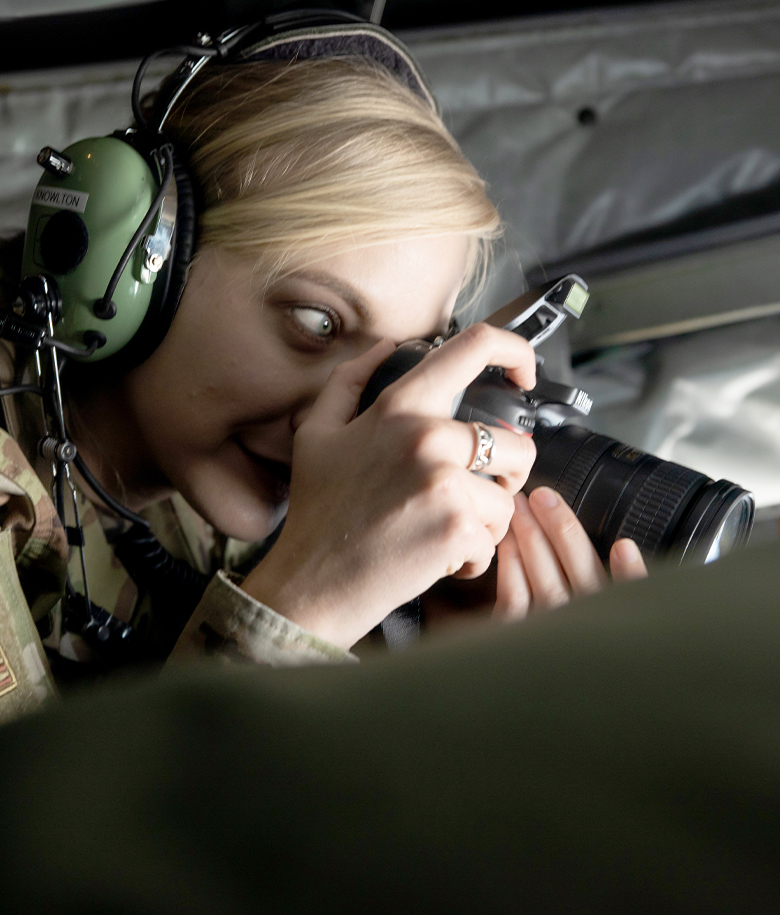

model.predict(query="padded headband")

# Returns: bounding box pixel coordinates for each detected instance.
[236,23,439,115]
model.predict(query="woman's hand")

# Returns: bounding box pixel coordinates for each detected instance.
[493,487,648,620]
[241,324,538,650]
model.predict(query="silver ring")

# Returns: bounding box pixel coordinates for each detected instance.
[468,422,495,472]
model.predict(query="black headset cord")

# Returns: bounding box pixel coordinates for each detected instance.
[71,448,210,659]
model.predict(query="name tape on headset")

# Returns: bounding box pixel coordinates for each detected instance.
[32,186,89,214]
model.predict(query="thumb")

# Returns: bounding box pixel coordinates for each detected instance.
[307,339,396,428]
[609,538,648,582]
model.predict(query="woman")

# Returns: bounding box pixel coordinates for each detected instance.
[0,22,645,722]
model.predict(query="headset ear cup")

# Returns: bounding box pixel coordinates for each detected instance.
[103,151,197,369]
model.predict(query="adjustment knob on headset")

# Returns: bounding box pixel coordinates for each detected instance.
[15,274,62,324]
[37,146,73,177]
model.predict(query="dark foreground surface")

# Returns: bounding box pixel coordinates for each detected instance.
[2,540,780,913]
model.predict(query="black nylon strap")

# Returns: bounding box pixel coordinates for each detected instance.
[380,596,421,649]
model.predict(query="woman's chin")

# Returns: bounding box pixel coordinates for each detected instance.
[193,490,288,543]
[171,455,290,543]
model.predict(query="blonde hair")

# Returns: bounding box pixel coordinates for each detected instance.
[161,56,502,308]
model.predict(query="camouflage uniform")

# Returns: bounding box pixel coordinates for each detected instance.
[0,337,354,726]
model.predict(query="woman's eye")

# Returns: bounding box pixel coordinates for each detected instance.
[290,306,339,340]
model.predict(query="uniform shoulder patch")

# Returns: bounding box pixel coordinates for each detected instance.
[0,640,18,698]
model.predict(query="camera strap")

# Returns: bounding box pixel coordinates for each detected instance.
[379,598,421,650]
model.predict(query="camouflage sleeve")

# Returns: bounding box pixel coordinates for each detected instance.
[168,570,358,668]
[0,430,67,725]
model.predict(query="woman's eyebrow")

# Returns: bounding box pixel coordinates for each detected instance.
[291,270,371,323]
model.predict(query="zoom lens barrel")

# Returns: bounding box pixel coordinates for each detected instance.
[525,425,755,565]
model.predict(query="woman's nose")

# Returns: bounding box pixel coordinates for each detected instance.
[289,363,336,431]
[290,343,380,432]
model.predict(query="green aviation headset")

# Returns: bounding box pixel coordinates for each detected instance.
[16,9,438,367]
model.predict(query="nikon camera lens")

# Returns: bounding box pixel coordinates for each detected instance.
[525,425,755,565]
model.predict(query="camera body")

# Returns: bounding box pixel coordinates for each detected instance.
[360,275,755,566]
[360,275,594,433]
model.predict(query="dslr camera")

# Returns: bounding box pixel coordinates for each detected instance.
[360,276,755,566]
